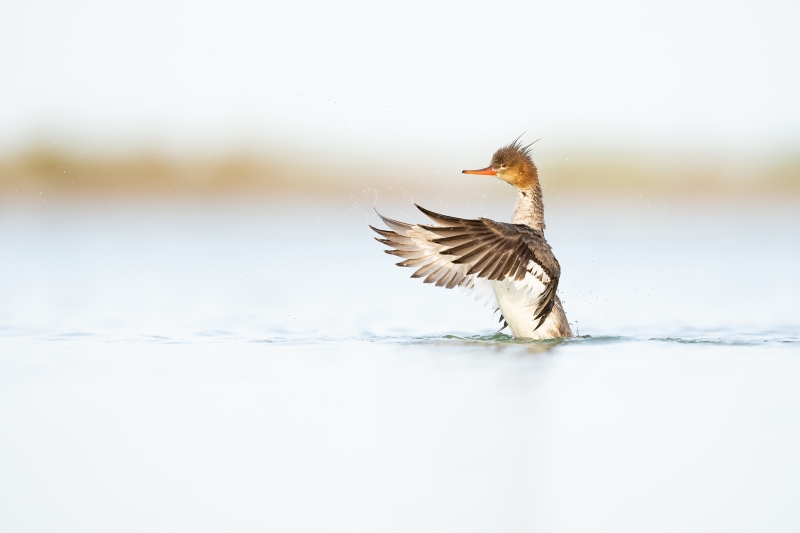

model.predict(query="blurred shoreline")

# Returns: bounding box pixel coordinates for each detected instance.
[1,145,798,203]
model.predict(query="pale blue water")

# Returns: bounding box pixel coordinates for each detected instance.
[1,196,799,532]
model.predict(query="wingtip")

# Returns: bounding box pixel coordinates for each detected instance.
[415,203,436,217]
[374,209,413,232]
[414,204,466,226]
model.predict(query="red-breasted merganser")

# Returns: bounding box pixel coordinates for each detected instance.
[370,138,573,339]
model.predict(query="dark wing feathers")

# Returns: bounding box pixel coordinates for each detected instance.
[415,204,468,225]
[371,204,562,330]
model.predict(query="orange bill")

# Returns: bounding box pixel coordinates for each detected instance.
[462,166,496,176]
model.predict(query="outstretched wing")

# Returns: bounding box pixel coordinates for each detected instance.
[370,204,561,328]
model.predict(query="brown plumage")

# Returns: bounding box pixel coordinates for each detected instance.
[370,137,573,339]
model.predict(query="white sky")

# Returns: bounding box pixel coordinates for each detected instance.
[1,0,798,157]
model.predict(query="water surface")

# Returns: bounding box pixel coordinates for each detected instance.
[1,196,798,532]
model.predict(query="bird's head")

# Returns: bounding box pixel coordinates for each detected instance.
[462,137,539,189]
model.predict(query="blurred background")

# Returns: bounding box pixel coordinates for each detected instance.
[2,1,800,532]
[1,0,798,199]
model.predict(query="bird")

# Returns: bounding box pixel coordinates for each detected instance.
[369,137,573,340]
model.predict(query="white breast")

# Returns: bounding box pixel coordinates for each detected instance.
[493,276,561,340]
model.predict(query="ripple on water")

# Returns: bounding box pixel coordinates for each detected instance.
[1,329,798,350]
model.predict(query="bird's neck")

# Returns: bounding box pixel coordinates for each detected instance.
[511,184,545,230]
